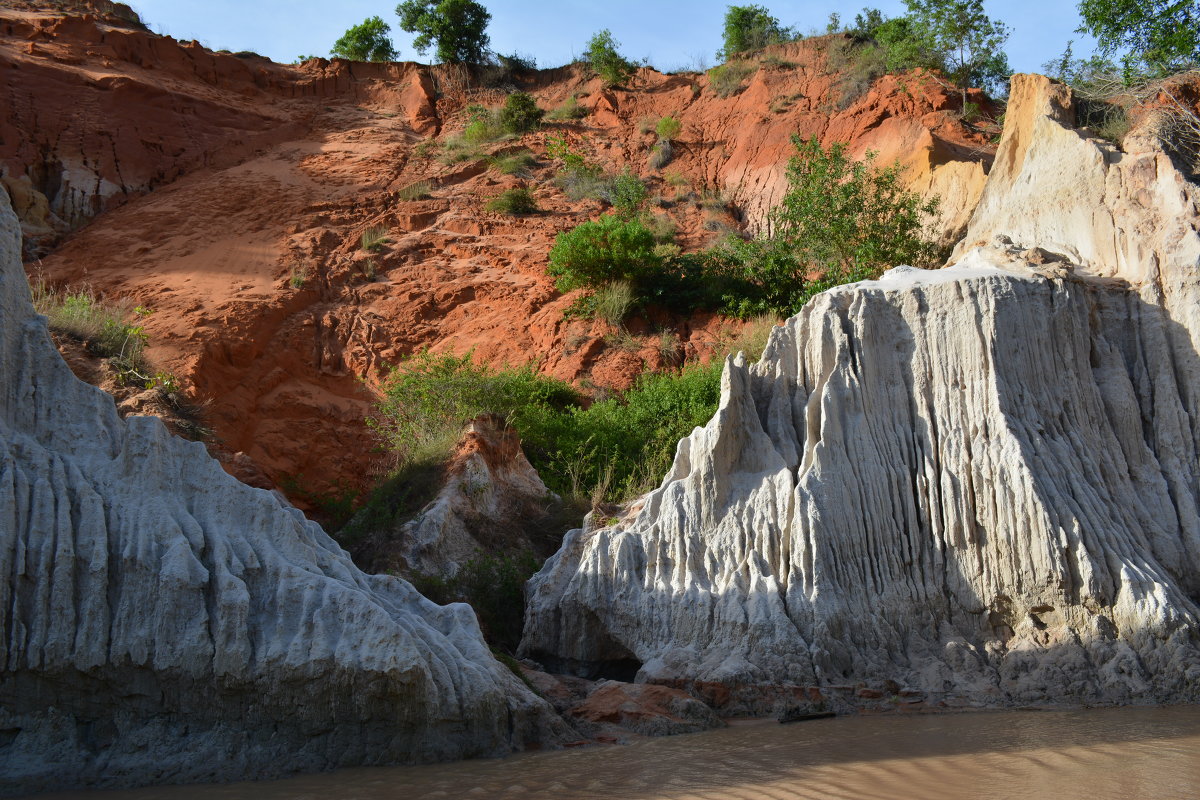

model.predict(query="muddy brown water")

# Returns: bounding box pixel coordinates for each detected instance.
[37,705,1200,800]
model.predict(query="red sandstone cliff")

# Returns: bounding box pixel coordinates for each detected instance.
[1,4,995,500]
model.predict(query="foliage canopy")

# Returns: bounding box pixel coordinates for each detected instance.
[331,16,398,62]
[547,214,662,292]
[772,135,941,280]
[370,350,724,505]
[718,5,794,61]
[845,3,1011,100]
[1077,0,1200,75]
[585,29,637,86]
[395,0,491,64]
[904,0,1012,100]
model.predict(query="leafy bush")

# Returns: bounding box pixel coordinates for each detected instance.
[707,60,758,97]
[338,447,451,543]
[842,4,1009,103]
[547,214,662,292]
[770,135,941,279]
[718,4,794,60]
[331,16,398,61]
[376,355,725,510]
[545,139,935,321]
[656,115,682,140]
[545,134,596,174]
[396,0,491,65]
[548,360,724,501]
[665,237,805,318]
[498,92,544,134]
[547,95,589,120]
[551,136,940,321]
[648,137,941,317]
[604,170,649,219]
[410,551,541,652]
[848,10,936,73]
[828,13,942,107]
[485,187,539,214]
[369,350,580,469]
[585,29,637,87]
[369,348,724,508]
[462,103,504,143]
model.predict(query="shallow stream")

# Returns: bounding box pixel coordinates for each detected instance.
[39,705,1200,800]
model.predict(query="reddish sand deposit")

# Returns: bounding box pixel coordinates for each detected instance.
[2,4,995,500]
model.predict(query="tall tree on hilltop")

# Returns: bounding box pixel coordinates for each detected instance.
[718,5,795,61]
[395,0,491,65]
[585,29,637,87]
[906,0,1012,104]
[331,16,398,62]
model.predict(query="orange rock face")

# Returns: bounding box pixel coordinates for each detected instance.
[3,7,997,502]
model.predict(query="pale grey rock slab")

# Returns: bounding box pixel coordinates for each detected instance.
[0,188,569,795]
[521,75,1200,711]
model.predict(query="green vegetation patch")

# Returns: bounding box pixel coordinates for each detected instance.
[546,135,941,321]
[485,187,539,214]
[32,282,155,386]
[368,349,724,508]
[585,29,637,87]
[410,551,541,653]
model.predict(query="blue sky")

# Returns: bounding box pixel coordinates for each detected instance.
[133,0,1096,75]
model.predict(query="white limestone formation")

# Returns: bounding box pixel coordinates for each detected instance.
[353,416,556,577]
[521,75,1200,711]
[0,189,567,795]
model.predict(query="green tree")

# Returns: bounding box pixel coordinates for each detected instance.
[1077,0,1200,75]
[906,0,1011,102]
[771,135,940,285]
[395,0,491,64]
[585,29,637,86]
[851,9,938,73]
[331,16,398,62]
[718,5,794,61]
